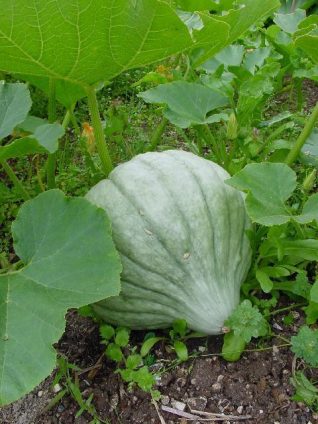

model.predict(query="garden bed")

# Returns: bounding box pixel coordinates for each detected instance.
[1,308,317,424]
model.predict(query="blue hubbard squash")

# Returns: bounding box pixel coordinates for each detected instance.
[86,150,251,334]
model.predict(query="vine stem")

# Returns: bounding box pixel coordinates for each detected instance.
[147,117,168,151]
[269,303,306,316]
[285,101,318,166]
[1,160,30,201]
[58,106,75,172]
[46,78,57,189]
[86,86,113,176]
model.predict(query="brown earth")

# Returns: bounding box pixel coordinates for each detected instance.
[1,309,317,424]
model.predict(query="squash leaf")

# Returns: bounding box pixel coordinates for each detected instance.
[0,82,31,139]
[227,163,318,226]
[0,0,193,107]
[0,190,121,406]
[139,81,229,128]
[0,83,64,160]
[294,26,318,65]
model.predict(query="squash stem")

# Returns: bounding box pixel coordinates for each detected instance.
[86,86,113,176]
[285,101,318,166]
[69,110,81,136]
[1,160,30,201]
[147,117,168,151]
[201,124,223,163]
[58,106,75,172]
[46,78,57,189]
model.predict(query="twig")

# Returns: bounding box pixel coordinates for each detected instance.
[87,353,105,380]
[161,405,253,421]
[191,409,253,420]
[152,399,167,424]
[161,406,200,420]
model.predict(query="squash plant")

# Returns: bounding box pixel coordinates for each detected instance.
[1,0,317,410]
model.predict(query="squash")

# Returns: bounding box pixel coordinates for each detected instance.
[86,150,251,334]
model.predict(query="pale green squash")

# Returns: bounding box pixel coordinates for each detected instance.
[86,150,251,334]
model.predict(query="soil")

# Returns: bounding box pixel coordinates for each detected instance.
[1,309,318,424]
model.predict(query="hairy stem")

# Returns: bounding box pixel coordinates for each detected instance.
[58,106,75,172]
[46,78,57,189]
[285,101,318,166]
[1,160,30,201]
[86,86,113,176]
[147,117,168,152]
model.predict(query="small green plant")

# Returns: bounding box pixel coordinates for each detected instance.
[291,371,318,410]
[222,300,269,361]
[291,326,318,367]
[100,325,161,400]
[51,357,107,424]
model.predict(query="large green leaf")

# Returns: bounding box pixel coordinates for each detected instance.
[17,75,87,109]
[201,44,245,73]
[190,0,280,66]
[0,190,121,405]
[0,122,64,160]
[139,81,229,128]
[273,9,306,34]
[226,163,318,226]
[0,82,31,140]
[261,239,318,261]
[227,163,296,225]
[176,0,222,11]
[0,0,192,88]
[213,0,280,46]
[294,28,318,64]
[189,13,230,64]
[0,137,46,161]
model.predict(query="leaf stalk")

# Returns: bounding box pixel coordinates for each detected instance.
[86,86,113,176]
[46,78,57,189]
[285,101,318,166]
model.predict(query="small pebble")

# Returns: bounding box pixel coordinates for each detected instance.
[176,377,186,387]
[187,396,207,411]
[57,404,64,413]
[171,400,186,411]
[109,393,119,411]
[37,391,43,397]
[198,346,206,352]
[53,384,62,393]
[161,395,170,406]
[273,322,283,331]
[237,405,243,414]
[211,382,222,393]
[272,345,279,354]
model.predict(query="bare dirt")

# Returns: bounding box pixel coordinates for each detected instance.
[1,309,317,424]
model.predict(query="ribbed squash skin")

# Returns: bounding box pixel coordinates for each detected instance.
[86,150,251,334]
